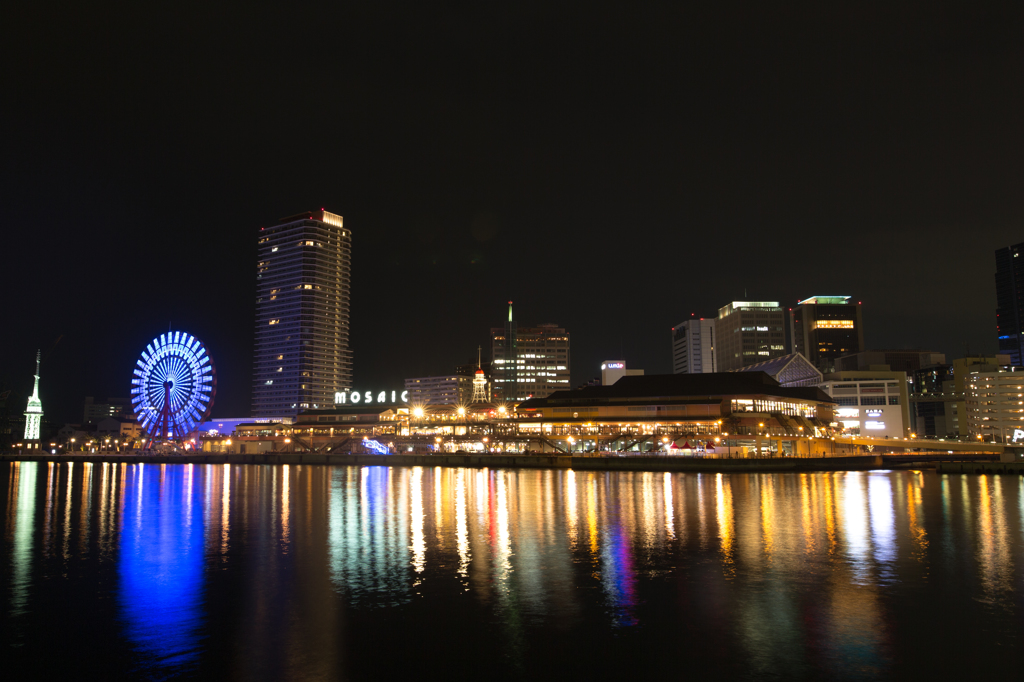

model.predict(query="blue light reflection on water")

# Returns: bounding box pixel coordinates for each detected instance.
[118,463,205,674]
[5,465,1024,680]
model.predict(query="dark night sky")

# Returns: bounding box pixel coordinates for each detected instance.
[2,1,1022,423]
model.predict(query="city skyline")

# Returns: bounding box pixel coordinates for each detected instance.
[2,3,1022,422]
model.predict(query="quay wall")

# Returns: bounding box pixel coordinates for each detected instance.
[936,461,1024,475]
[1,452,886,473]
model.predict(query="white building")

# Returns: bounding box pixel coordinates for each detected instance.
[600,361,644,386]
[964,367,1024,443]
[671,318,716,374]
[819,370,910,439]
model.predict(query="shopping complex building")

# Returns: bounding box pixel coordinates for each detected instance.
[200,372,844,457]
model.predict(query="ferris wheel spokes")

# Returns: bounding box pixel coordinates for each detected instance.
[131,331,216,443]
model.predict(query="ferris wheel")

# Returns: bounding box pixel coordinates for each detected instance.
[131,331,216,439]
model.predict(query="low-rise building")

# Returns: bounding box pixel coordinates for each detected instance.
[202,373,843,457]
[819,370,910,439]
[96,417,142,439]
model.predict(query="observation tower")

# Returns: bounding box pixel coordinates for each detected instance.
[472,346,489,403]
[23,350,43,449]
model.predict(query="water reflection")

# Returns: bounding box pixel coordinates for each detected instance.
[8,461,38,616]
[119,463,205,673]
[4,464,1024,679]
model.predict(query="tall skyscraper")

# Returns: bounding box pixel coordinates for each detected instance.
[995,243,1024,365]
[790,296,864,373]
[715,301,786,372]
[252,210,352,417]
[671,318,716,374]
[491,305,570,401]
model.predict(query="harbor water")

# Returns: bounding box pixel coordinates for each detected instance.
[3,461,1023,680]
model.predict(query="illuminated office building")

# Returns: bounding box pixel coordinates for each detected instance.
[790,296,864,372]
[995,243,1024,365]
[252,210,352,417]
[491,307,569,401]
[715,301,786,372]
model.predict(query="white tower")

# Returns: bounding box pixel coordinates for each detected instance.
[23,350,43,447]
[471,346,489,403]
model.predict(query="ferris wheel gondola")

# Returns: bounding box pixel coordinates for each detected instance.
[131,331,216,440]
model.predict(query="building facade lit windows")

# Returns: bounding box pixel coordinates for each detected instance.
[790,296,864,373]
[252,210,352,417]
[491,314,570,401]
[964,365,1024,443]
[671,317,716,374]
[909,355,1009,439]
[995,243,1024,365]
[715,301,787,372]
[405,375,474,406]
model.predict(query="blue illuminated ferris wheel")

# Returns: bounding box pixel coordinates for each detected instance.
[131,331,216,439]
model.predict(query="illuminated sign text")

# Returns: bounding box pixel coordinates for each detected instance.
[335,390,409,405]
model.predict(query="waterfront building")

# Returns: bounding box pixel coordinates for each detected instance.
[964,361,1024,443]
[818,370,910,439]
[671,317,717,374]
[995,242,1024,365]
[714,301,787,372]
[601,361,644,386]
[23,351,42,449]
[199,416,293,437]
[491,308,569,401]
[405,375,473,406]
[252,210,352,417]
[910,355,1010,439]
[83,396,130,424]
[835,350,945,374]
[790,296,864,373]
[207,372,841,457]
[736,353,822,387]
